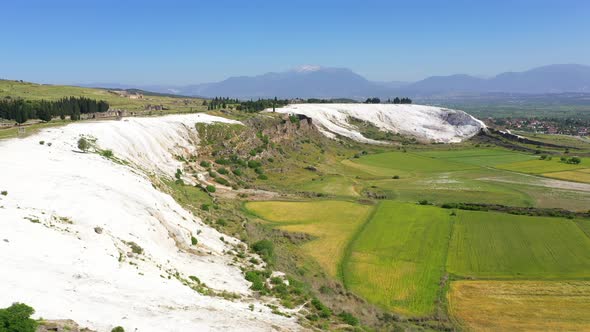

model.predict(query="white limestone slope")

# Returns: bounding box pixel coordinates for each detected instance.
[0,114,299,332]
[270,104,485,143]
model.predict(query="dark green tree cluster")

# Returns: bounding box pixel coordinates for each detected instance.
[207,97,239,110]
[387,97,412,104]
[206,97,289,113]
[364,97,381,104]
[0,303,38,332]
[0,97,109,123]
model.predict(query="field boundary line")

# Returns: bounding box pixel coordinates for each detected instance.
[338,200,380,287]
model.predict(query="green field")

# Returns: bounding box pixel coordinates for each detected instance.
[349,151,476,176]
[244,200,373,277]
[447,210,590,278]
[343,201,452,316]
[416,148,537,166]
[366,170,534,206]
[297,175,359,197]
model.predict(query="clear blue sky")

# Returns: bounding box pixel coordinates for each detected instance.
[1,0,589,85]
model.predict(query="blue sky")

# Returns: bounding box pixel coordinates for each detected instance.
[1,0,589,85]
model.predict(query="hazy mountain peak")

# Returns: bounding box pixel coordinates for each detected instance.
[76,63,590,98]
[293,64,323,73]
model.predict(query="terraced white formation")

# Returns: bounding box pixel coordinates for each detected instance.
[0,114,299,331]
[271,104,485,143]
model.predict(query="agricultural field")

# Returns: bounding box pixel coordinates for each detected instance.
[448,280,590,331]
[541,168,590,184]
[416,148,537,166]
[514,131,590,152]
[297,175,359,197]
[245,143,590,323]
[447,210,590,278]
[364,170,534,206]
[244,200,373,277]
[343,201,452,316]
[496,157,588,174]
[349,151,476,175]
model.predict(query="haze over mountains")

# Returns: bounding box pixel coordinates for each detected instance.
[81,64,590,99]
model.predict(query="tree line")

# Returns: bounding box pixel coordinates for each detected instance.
[365,97,413,104]
[0,97,109,123]
[206,97,289,112]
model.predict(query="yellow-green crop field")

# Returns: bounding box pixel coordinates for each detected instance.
[244,200,373,277]
[448,280,590,331]
[247,143,590,328]
[343,201,452,316]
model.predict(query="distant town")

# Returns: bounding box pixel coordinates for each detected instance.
[487,117,590,136]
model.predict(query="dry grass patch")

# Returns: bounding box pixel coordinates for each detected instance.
[449,280,590,331]
[245,200,373,277]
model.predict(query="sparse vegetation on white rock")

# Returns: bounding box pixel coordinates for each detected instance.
[0,114,299,331]
[270,103,486,144]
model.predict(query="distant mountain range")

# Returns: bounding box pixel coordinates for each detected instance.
[79,64,590,99]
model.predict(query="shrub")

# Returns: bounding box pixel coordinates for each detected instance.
[339,311,359,326]
[216,219,227,226]
[191,236,198,246]
[1,191,7,196]
[568,156,582,164]
[270,276,283,285]
[418,200,430,205]
[199,160,211,167]
[311,298,331,318]
[248,160,262,168]
[245,271,265,291]
[111,327,125,332]
[189,275,201,284]
[206,185,216,193]
[100,149,114,158]
[258,174,268,180]
[252,239,274,262]
[0,303,38,332]
[39,140,45,145]
[215,177,230,186]
[232,168,243,176]
[77,137,90,152]
[392,175,400,179]
[254,167,264,174]
[201,204,210,211]
[218,167,229,175]
[127,241,143,255]
[215,158,230,165]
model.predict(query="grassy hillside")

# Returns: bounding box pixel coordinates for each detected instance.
[0,80,206,113]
